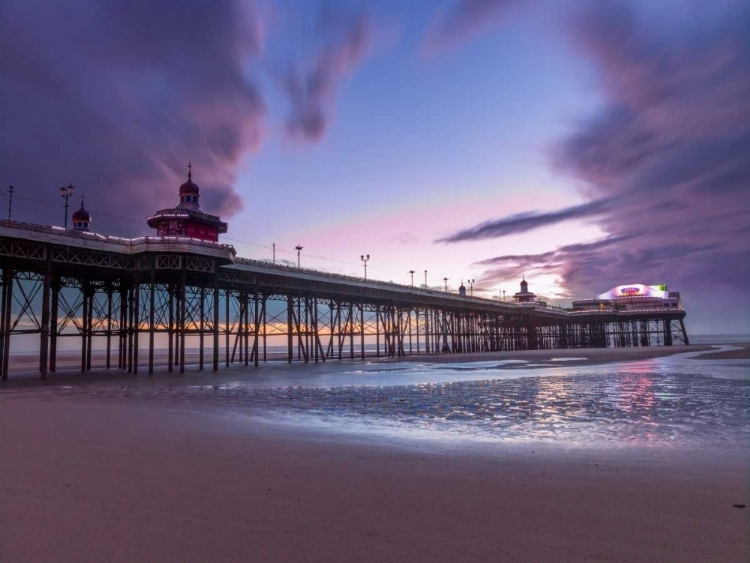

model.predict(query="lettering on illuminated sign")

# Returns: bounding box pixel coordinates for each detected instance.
[620,287,641,296]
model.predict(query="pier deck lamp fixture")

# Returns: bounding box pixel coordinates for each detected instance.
[409,270,415,286]
[60,184,75,229]
[361,254,370,280]
[295,245,303,268]
[443,277,448,292]
[468,279,475,296]
[424,270,427,288]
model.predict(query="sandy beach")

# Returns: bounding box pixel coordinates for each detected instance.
[1,345,748,562]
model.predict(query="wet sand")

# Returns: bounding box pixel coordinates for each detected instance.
[1,389,748,563]
[3,344,716,386]
[379,344,716,365]
[692,343,750,360]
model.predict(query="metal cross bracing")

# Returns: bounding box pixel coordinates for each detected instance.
[0,224,690,381]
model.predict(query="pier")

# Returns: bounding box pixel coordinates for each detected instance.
[0,219,688,381]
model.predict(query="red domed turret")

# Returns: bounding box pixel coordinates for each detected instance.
[514,276,537,303]
[72,198,91,231]
[179,180,200,195]
[146,160,227,242]
[179,162,201,208]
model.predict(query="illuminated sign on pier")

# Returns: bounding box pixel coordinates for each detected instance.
[598,284,668,300]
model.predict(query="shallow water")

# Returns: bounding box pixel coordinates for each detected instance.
[44,346,750,450]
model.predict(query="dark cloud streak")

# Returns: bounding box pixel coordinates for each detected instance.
[437,198,612,243]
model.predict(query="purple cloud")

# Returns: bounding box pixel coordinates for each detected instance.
[284,13,372,143]
[421,0,521,55]
[0,0,266,233]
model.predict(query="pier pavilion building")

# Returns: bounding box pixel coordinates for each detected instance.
[146,164,227,242]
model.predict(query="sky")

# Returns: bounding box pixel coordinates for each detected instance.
[1,0,748,335]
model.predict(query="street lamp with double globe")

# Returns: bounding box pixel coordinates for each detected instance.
[60,185,75,229]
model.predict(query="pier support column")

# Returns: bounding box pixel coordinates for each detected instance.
[199,287,205,370]
[262,296,268,363]
[105,288,112,369]
[168,282,174,373]
[225,289,230,367]
[148,271,155,375]
[213,274,220,372]
[179,270,186,374]
[49,279,60,373]
[81,282,89,373]
[118,284,127,369]
[287,295,294,363]
[664,318,673,346]
[679,319,690,345]
[39,271,52,379]
[360,304,365,360]
[0,268,13,381]
[253,291,259,367]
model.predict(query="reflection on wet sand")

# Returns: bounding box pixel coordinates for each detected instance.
[36,349,750,450]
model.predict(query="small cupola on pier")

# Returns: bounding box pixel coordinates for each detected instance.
[178,163,201,209]
[514,276,537,303]
[146,162,228,242]
[458,281,467,296]
[72,198,92,231]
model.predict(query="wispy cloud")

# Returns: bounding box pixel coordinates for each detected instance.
[284,12,372,143]
[421,0,522,56]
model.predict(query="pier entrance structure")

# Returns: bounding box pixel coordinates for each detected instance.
[0,220,690,380]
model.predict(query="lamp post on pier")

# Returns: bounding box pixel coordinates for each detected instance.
[295,245,303,268]
[60,184,75,229]
[409,270,415,286]
[361,254,370,280]
[468,278,475,296]
[424,270,427,289]
[443,277,448,292]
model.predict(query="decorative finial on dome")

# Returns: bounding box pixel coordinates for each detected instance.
[188,160,192,181]
[80,194,85,210]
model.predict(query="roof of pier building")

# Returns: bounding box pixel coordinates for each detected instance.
[72,199,92,231]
